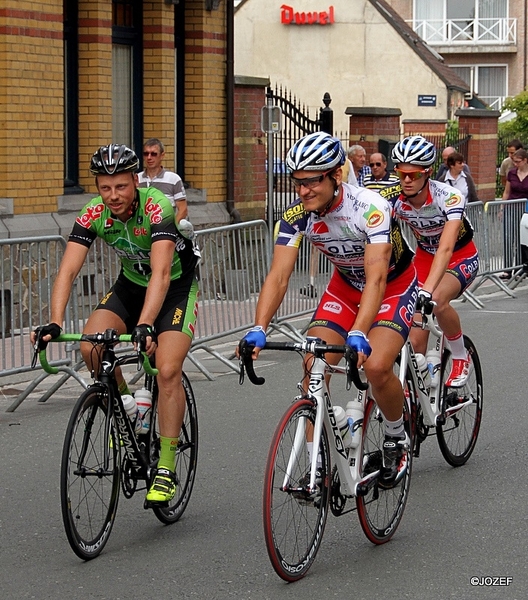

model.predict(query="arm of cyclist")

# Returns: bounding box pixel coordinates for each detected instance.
[30,241,90,346]
[237,244,299,360]
[420,219,460,296]
[134,238,175,356]
[347,242,391,368]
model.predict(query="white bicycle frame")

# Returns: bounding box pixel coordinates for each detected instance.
[286,356,378,498]
[398,318,475,427]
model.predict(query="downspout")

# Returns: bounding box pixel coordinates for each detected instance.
[226,0,241,222]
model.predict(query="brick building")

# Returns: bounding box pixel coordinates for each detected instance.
[0,0,237,234]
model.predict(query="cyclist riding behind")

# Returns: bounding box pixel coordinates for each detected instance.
[31,144,199,506]
[381,135,479,387]
[237,132,418,488]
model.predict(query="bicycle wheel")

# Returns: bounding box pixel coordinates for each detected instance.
[436,335,483,466]
[262,399,330,582]
[60,386,120,560]
[356,396,412,544]
[150,372,199,524]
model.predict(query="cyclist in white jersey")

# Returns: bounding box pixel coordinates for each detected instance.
[384,135,479,387]
[237,132,418,488]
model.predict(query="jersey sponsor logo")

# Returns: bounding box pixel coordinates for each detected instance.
[133,227,148,236]
[364,204,385,228]
[145,196,163,225]
[104,218,114,228]
[76,203,105,228]
[378,303,391,314]
[445,193,462,207]
[282,203,306,224]
[322,301,342,314]
[312,221,329,234]
[99,290,113,305]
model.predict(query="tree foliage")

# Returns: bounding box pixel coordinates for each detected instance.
[500,90,528,138]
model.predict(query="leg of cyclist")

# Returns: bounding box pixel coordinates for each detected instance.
[145,278,199,504]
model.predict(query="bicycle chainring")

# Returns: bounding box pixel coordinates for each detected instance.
[121,457,138,498]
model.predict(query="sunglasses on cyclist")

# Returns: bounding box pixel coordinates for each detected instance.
[290,171,331,190]
[394,167,429,181]
[369,162,382,167]
[143,151,159,157]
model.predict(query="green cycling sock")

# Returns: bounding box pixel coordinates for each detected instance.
[158,435,179,472]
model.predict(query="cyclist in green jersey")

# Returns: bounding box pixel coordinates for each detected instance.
[31,144,199,506]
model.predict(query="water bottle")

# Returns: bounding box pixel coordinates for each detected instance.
[135,387,152,434]
[333,406,354,448]
[122,394,142,434]
[416,352,431,391]
[426,346,442,389]
[345,398,364,449]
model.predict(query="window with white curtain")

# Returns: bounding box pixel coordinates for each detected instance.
[453,64,507,110]
[112,45,133,147]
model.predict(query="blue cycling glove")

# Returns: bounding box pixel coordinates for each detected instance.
[242,325,266,349]
[346,330,372,357]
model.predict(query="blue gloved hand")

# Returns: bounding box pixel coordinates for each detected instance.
[242,325,266,349]
[346,330,372,357]
[416,289,435,315]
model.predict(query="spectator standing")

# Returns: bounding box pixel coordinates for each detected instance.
[138,138,188,223]
[499,139,524,187]
[363,152,399,192]
[435,146,471,180]
[348,145,371,186]
[499,149,528,279]
[438,152,479,203]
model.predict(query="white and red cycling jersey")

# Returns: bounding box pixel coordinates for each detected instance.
[380,179,474,255]
[275,182,414,291]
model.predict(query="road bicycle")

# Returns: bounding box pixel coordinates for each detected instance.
[32,329,198,560]
[239,338,413,582]
[400,311,483,466]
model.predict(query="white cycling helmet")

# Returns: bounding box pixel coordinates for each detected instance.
[391,135,436,167]
[285,132,345,172]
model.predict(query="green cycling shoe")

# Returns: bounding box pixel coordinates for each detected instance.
[145,468,177,505]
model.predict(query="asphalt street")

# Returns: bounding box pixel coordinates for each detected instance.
[1,279,528,600]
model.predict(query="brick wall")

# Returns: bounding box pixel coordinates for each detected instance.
[345,107,401,157]
[184,1,227,203]
[402,120,447,136]
[0,0,64,214]
[233,77,268,221]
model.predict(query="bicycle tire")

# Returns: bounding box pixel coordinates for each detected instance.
[150,372,198,524]
[262,399,330,582]
[60,386,120,560]
[436,335,483,466]
[356,396,412,544]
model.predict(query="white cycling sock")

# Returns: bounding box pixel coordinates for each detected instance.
[446,331,466,360]
[384,416,405,439]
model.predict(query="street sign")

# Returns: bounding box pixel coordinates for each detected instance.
[261,105,282,133]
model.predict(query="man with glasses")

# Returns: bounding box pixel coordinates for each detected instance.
[363,152,399,192]
[384,135,479,388]
[238,132,418,488]
[138,138,188,223]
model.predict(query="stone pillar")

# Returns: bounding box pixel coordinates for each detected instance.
[345,107,401,158]
[455,108,501,201]
[233,77,268,221]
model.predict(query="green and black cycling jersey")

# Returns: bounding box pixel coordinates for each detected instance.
[69,187,198,286]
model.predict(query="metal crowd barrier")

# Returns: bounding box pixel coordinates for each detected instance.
[1,221,324,410]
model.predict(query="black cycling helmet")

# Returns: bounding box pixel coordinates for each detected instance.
[285,132,346,172]
[89,144,139,176]
[391,135,436,167]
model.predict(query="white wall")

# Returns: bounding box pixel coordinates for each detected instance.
[235,0,453,133]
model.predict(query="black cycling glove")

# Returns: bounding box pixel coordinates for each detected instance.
[416,289,435,315]
[131,323,157,351]
[34,322,62,350]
